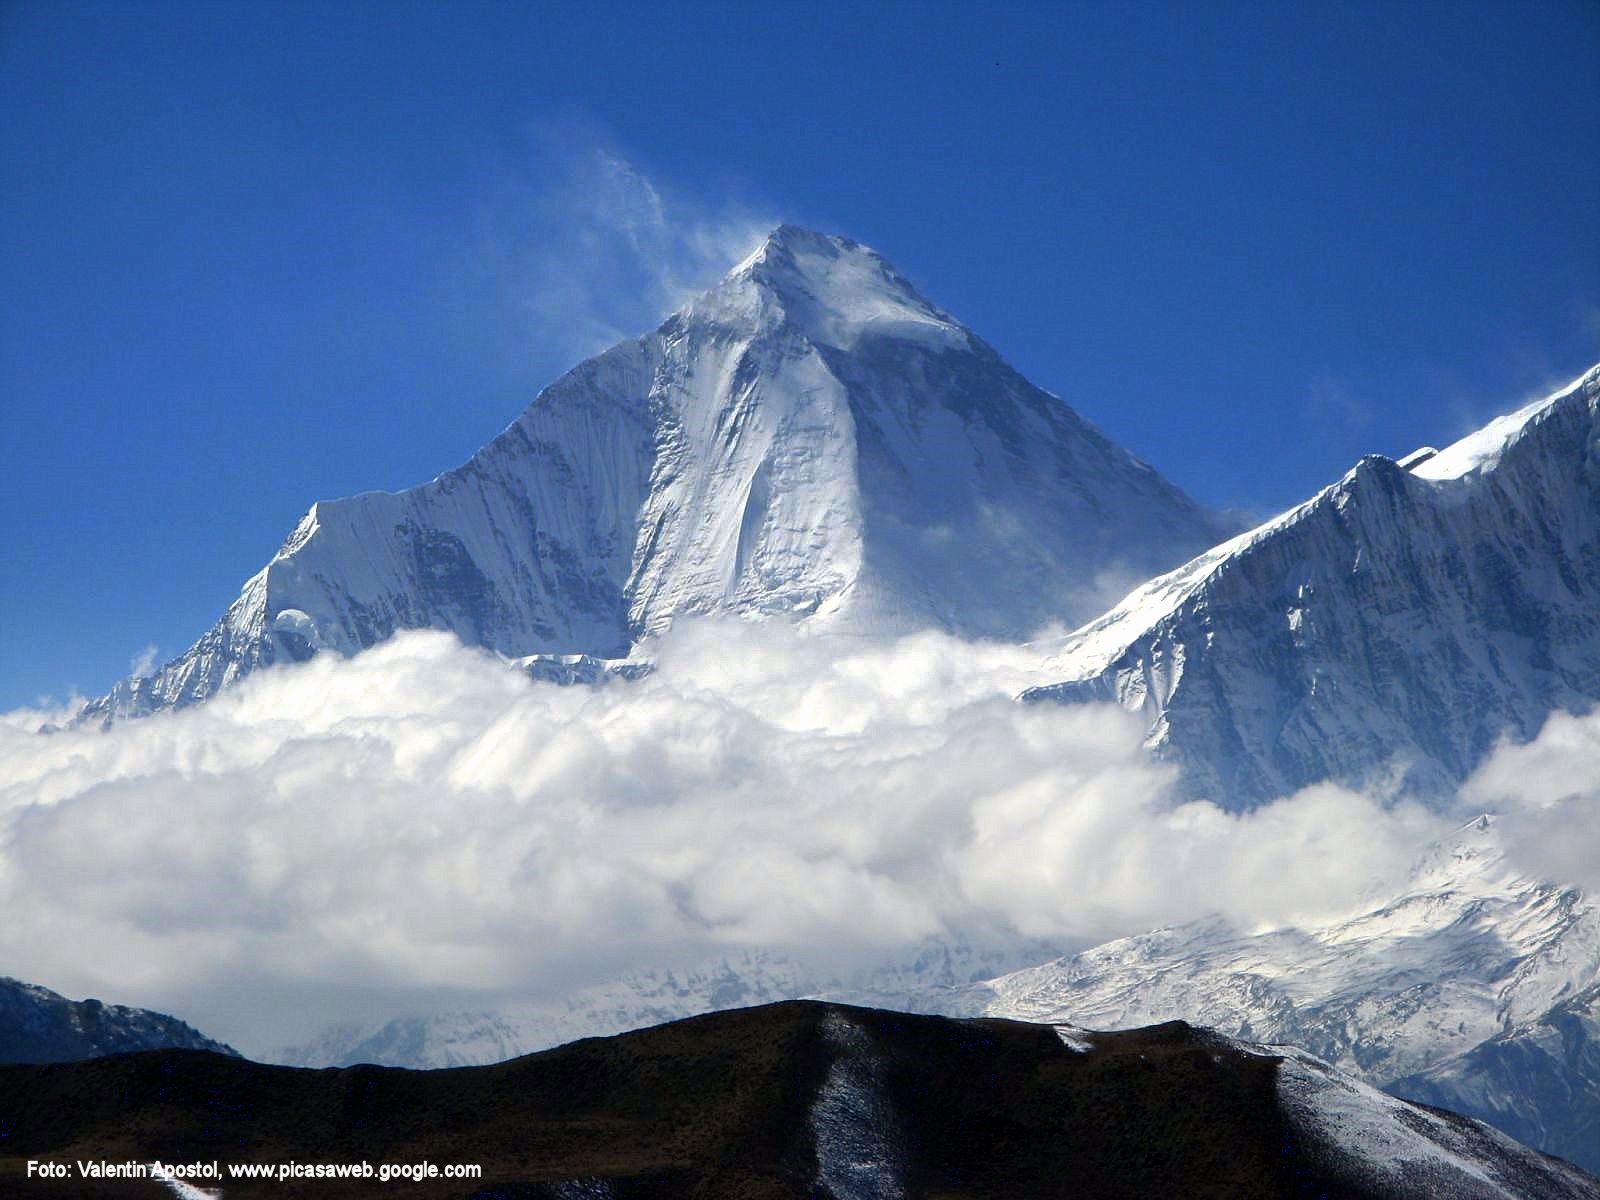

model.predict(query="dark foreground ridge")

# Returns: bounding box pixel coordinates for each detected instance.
[1,1001,1594,1199]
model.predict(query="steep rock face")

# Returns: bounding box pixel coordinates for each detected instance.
[0,976,236,1064]
[87,226,1227,719]
[896,818,1600,1173]
[1025,365,1600,806]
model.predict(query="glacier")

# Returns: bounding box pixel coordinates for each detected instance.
[84,225,1229,720]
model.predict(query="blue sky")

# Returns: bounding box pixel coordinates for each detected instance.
[2,0,1597,709]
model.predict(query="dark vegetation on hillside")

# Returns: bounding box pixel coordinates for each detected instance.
[0,1001,1590,1199]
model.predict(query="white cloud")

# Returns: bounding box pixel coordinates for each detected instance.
[129,644,160,678]
[0,693,86,734]
[0,622,1453,1054]
[1454,707,1600,892]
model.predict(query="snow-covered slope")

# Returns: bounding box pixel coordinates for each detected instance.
[0,976,236,1063]
[1025,364,1600,806]
[1266,1038,1598,1199]
[896,816,1600,1172]
[85,225,1227,719]
[1398,980,1600,1179]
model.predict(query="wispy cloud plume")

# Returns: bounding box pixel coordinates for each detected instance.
[129,644,160,678]
[461,120,777,373]
[1303,371,1373,436]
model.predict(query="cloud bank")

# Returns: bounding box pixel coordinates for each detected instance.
[0,622,1468,1053]
[1457,708,1600,895]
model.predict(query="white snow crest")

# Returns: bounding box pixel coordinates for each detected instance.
[1410,366,1598,482]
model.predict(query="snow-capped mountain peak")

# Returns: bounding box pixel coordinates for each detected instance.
[1025,364,1600,806]
[84,226,1230,719]
[701,224,969,353]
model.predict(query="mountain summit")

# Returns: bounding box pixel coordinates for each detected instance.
[706,223,971,351]
[1026,363,1600,805]
[89,226,1229,717]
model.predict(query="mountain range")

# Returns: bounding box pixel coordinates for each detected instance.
[278,940,1057,1072]
[82,227,1600,828]
[20,225,1600,1185]
[276,815,1600,1173]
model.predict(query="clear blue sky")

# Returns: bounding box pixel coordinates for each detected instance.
[2,0,1597,708]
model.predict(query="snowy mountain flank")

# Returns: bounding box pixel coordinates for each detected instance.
[85,225,1228,719]
[896,816,1600,1173]
[0,976,236,1064]
[1026,364,1600,806]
